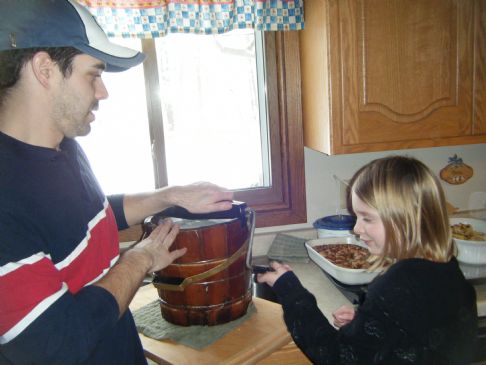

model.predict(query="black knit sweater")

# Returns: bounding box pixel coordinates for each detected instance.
[272,258,478,365]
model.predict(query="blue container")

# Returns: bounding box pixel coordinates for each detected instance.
[313,214,356,238]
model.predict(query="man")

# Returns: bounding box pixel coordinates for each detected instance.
[0,1,233,364]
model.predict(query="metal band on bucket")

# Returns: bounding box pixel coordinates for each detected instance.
[153,238,250,292]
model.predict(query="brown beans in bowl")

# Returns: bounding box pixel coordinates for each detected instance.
[313,243,371,269]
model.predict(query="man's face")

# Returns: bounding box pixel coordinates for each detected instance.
[51,54,108,138]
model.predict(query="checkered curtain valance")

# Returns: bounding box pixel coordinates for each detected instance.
[77,0,304,38]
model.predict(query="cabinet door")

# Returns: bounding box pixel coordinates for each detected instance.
[335,0,476,150]
[475,0,486,135]
[302,0,486,154]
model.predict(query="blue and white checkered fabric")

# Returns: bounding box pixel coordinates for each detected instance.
[85,1,304,38]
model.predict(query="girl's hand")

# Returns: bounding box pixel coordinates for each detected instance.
[256,261,292,287]
[332,305,356,328]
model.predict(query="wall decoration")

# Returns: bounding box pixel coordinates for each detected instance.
[439,154,474,185]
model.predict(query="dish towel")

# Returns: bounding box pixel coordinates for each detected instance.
[266,233,310,263]
[132,300,256,350]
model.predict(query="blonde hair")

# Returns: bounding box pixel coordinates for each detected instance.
[348,156,456,267]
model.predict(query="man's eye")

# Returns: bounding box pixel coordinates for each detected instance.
[90,74,103,83]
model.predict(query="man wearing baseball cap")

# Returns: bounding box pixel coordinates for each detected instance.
[0,1,234,364]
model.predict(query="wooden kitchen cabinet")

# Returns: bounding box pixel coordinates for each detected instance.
[301,0,486,155]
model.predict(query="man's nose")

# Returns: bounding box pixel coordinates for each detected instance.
[96,79,109,100]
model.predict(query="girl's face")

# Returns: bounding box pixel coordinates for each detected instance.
[351,191,386,255]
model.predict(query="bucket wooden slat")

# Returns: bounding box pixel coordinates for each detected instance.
[149,217,253,326]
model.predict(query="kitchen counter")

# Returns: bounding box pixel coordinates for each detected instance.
[269,211,486,319]
[125,211,486,363]
[450,212,486,317]
[130,286,311,365]
[287,261,352,321]
[131,259,486,364]
[472,279,486,318]
[128,263,346,365]
[286,260,486,318]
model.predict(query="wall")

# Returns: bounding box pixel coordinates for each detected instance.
[305,143,486,224]
[252,143,486,255]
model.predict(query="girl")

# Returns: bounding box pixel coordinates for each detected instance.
[258,156,478,365]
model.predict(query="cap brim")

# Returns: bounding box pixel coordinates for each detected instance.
[0,0,146,72]
[76,43,146,72]
[69,0,146,72]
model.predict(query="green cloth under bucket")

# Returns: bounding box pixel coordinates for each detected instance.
[132,300,257,350]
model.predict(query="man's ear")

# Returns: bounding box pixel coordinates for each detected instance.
[30,51,57,88]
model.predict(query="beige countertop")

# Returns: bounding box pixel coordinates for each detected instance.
[282,211,486,320]
[451,211,486,317]
[125,209,486,321]
[130,286,294,365]
[475,283,486,317]
[452,209,486,220]
[286,255,486,320]
[285,261,351,323]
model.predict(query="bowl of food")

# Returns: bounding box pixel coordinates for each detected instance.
[305,236,382,285]
[450,217,486,265]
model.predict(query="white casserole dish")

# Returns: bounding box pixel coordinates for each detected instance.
[450,217,486,265]
[305,236,382,285]
[458,262,486,280]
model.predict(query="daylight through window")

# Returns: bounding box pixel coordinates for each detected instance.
[79,30,270,194]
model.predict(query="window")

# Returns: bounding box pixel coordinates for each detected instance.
[155,30,269,189]
[79,31,306,228]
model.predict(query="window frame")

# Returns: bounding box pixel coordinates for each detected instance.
[141,31,306,228]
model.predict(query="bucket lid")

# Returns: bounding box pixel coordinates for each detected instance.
[172,217,235,230]
[313,215,356,230]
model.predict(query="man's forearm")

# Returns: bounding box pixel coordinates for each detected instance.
[121,183,234,227]
[122,187,174,226]
[93,250,152,317]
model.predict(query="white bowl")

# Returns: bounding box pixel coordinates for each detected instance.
[450,217,486,265]
[458,262,486,280]
[305,236,382,285]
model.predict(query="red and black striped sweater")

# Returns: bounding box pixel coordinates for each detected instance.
[0,132,146,365]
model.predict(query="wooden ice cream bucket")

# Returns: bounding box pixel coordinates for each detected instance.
[142,201,255,326]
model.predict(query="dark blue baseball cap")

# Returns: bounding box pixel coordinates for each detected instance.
[0,0,145,72]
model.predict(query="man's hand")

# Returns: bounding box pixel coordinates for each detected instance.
[94,219,186,317]
[131,219,186,273]
[122,182,234,226]
[170,182,234,213]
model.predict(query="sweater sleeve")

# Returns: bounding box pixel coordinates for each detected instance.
[272,271,397,365]
[272,271,340,364]
[0,211,120,364]
[0,284,119,365]
[107,194,129,230]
